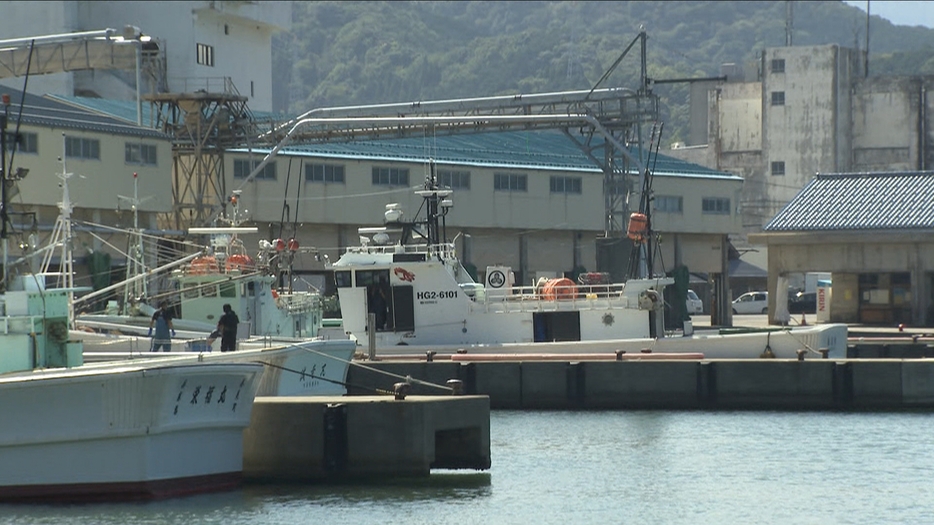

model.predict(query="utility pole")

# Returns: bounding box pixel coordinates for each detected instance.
[1,93,9,290]
[865,0,871,77]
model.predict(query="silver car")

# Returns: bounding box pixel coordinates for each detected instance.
[732,291,768,314]
[685,289,703,315]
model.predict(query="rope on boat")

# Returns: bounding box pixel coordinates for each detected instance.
[258,340,455,394]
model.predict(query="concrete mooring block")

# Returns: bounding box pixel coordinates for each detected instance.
[243,395,491,482]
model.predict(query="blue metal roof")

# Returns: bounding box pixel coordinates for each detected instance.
[763,171,934,231]
[1,91,167,139]
[238,131,739,179]
[42,95,736,178]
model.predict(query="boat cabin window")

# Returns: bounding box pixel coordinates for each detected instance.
[355,270,388,287]
[182,282,199,299]
[202,283,217,297]
[334,270,352,288]
[219,281,237,298]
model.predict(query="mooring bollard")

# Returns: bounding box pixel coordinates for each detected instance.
[446,379,463,395]
[796,349,806,361]
[393,382,411,400]
[426,350,437,362]
[819,348,829,359]
[615,350,626,361]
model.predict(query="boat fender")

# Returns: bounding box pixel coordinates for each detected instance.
[760,333,775,358]
[47,320,69,342]
[271,289,284,308]
[638,289,660,310]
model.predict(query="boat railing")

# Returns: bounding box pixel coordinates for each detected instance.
[345,242,457,259]
[275,290,322,313]
[466,283,637,313]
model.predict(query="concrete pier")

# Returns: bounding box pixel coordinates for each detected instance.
[346,358,934,411]
[242,395,491,482]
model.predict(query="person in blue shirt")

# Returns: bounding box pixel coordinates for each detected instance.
[148,301,176,352]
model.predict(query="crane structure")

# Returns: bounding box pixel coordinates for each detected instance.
[0,27,663,278]
[246,31,659,241]
[144,79,259,230]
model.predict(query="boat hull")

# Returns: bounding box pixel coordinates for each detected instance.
[80,338,358,396]
[0,362,262,502]
[362,324,849,360]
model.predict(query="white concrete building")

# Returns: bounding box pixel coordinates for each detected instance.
[0,1,289,112]
[674,43,934,233]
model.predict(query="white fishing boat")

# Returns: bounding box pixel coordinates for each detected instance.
[76,185,325,341]
[0,357,263,502]
[0,128,270,501]
[329,165,847,359]
[69,183,356,395]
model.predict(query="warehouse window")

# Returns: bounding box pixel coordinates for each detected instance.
[437,169,470,189]
[15,132,37,154]
[64,136,100,160]
[549,176,582,194]
[233,159,276,180]
[305,163,345,183]
[771,58,785,73]
[655,195,683,214]
[771,161,786,176]
[372,166,409,186]
[494,173,527,192]
[125,142,157,165]
[702,197,731,215]
[771,91,785,106]
[196,43,214,66]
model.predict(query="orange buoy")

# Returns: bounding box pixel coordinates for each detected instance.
[627,212,648,243]
[541,278,578,300]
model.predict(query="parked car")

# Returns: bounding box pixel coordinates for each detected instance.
[732,291,768,314]
[788,291,816,314]
[685,289,703,315]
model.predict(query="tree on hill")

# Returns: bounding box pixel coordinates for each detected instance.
[273,1,934,144]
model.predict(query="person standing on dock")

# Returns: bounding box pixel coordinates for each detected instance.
[148,301,176,352]
[218,303,240,352]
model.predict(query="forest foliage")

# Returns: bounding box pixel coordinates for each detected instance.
[272,1,934,143]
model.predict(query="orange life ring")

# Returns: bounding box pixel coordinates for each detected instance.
[541,278,577,300]
[226,254,255,271]
[189,256,219,275]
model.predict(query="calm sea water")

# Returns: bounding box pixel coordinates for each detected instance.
[4,410,934,525]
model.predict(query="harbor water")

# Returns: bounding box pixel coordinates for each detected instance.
[4,409,934,524]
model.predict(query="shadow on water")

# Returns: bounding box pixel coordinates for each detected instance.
[244,471,493,504]
[0,472,493,525]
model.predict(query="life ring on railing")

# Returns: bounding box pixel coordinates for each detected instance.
[189,256,219,275]
[541,278,578,300]
[226,254,255,272]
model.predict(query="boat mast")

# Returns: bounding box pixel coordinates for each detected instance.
[119,171,149,310]
[411,160,453,258]
[0,94,9,291]
[41,135,76,320]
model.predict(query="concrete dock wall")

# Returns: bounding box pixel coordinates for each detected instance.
[347,359,934,411]
[243,395,491,482]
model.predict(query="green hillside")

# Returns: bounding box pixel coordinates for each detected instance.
[272,1,934,144]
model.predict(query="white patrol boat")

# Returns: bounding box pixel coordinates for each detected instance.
[329,166,847,360]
